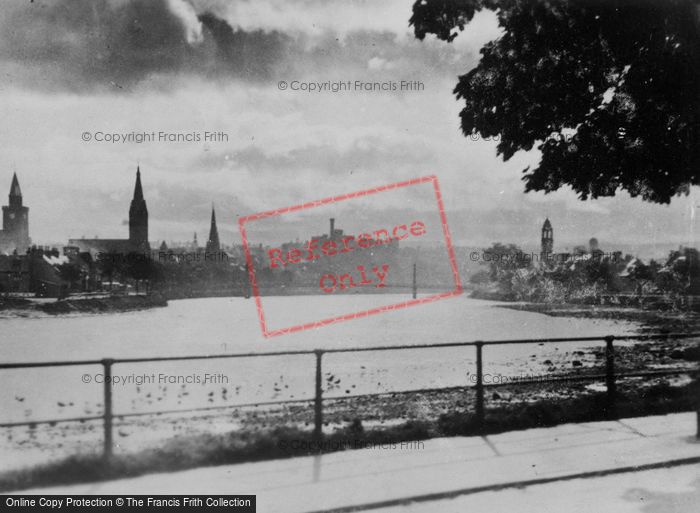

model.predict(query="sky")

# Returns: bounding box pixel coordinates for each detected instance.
[0,0,697,258]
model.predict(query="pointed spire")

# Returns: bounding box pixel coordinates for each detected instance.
[8,172,22,208]
[128,165,149,250]
[133,166,144,201]
[10,172,21,197]
[206,204,220,254]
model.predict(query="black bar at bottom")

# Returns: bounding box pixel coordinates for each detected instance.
[1,495,255,511]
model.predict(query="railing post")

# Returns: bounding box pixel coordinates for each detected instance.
[314,350,324,442]
[102,358,114,463]
[696,368,700,440]
[604,336,617,420]
[475,342,485,432]
[412,263,417,299]
[244,262,251,299]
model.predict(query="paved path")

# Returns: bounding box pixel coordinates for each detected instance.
[373,465,700,513]
[14,413,700,513]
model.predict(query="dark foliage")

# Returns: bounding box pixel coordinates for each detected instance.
[411,0,700,203]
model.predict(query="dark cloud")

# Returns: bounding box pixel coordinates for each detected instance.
[0,0,479,93]
[197,12,289,79]
[0,0,289,91]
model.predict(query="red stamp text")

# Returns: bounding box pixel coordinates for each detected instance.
[238,176,462,337]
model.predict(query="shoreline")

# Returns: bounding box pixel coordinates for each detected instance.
[496,301,700,333]
[1,295,697,491]
[0,288,452,317]
[0,294,168,318]
[1,373,696,492]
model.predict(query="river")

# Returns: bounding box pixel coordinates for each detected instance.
[0,295,638,424]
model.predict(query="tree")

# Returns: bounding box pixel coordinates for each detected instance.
[478,242,531,298]
[410,0,700,203]
[56,263,82,290]
[656,247,700,296]
[469,269,491,284]
[628,260,657,294]
[480,242,530,278]
[96,252,125,290]
[581,256,620,292]
[124,253,162,294]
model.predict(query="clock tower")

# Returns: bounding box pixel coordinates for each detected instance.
[1,173,30,252]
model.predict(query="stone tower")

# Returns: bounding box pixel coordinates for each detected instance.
[1,173,30,252]
[541,218,553,259]
[128,166,149,251]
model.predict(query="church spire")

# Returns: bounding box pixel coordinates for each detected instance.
[133,166,144,202]
[205,204,220,254]
[9,172,22,208]
[129,166,149,250]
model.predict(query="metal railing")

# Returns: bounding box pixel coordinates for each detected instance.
[1,332,698,462]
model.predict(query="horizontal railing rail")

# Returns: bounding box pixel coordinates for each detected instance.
[0,332,695,368]
[1,332,697,369]
[1,332,698,461]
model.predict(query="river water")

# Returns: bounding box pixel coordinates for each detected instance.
[0,295,637,424]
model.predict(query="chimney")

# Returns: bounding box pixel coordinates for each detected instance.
[330,218,335,238]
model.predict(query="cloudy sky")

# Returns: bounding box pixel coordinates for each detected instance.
[0,0,697,257]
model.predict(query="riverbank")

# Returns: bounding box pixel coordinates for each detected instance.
[2,326,698,488]
[498,302,700,333]
[1,374,696,492]
[0,294,167,317]
[0,295,696,490]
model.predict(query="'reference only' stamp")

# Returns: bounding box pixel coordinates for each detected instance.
[238,175,462,337]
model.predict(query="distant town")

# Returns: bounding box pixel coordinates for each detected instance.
[0,169,698,306]
[0,169,457,299]
[469,218,700,308]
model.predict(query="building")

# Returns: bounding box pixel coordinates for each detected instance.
[0,253,30,292]
[68,166,150,255]
[540,218,553,259]
[0,173,31,254]
[128,166,149,251]
[270,218,399,286]
[205,205,221,254]
[0,245,88,297]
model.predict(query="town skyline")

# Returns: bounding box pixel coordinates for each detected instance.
[1,167,693,264]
